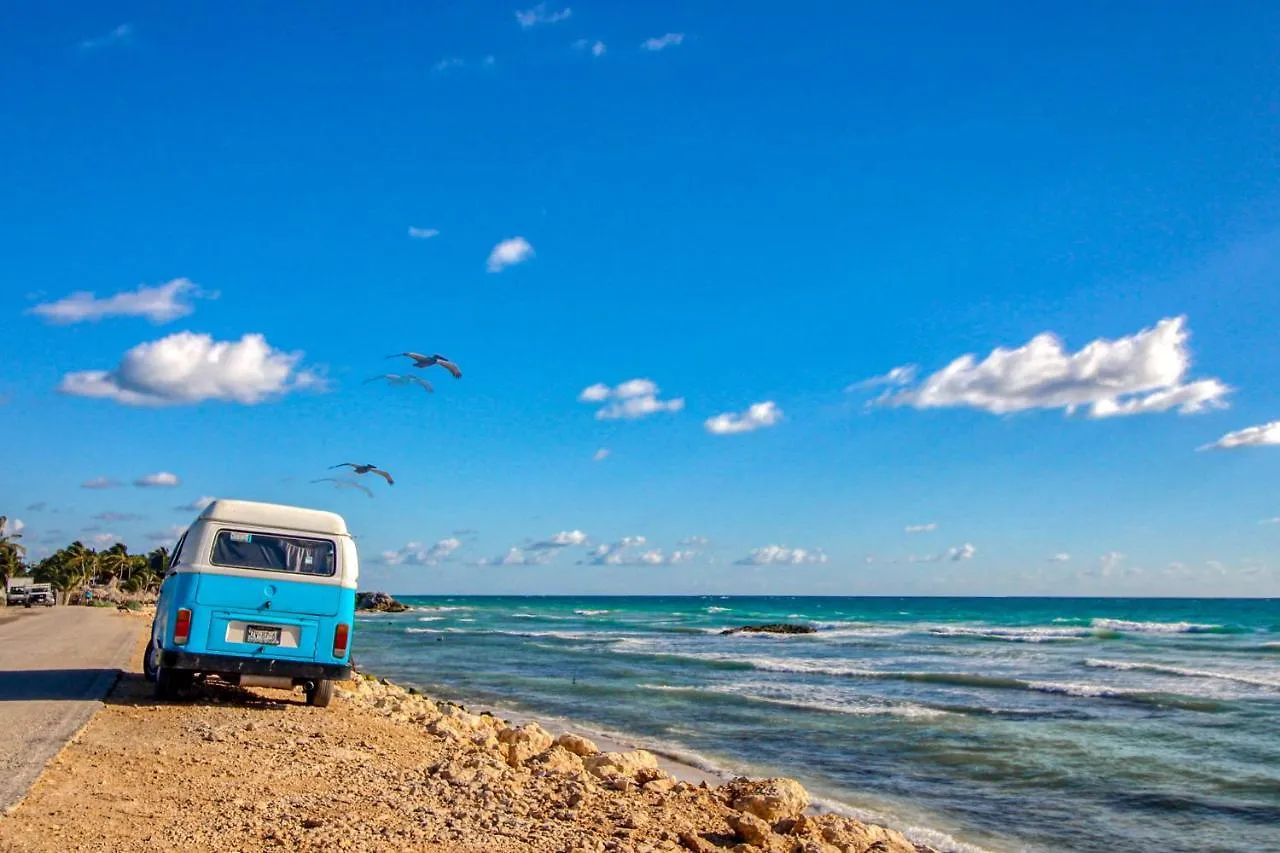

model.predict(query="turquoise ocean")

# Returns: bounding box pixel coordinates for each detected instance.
[352,597,1280,853]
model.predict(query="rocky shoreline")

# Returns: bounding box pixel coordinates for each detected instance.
[344,673,936,853]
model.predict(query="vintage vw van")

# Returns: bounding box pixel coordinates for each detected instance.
[145,499,358,707]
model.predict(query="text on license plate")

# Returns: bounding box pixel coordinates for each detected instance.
[245,625,282,645]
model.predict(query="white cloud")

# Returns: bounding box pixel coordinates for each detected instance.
[29,278,211,325]
[1048,553,1071,562]
[735,545,828,566]
[59,331,323,406]
[905,523,937,534]
[134,472,180,488]
[1200,421,1280,451]
[79,23,133,51]
[476,547,554,567]
[846,365,918,392]
[408,227,440,239]
[573,38,606,56]
[81,477,120,489]
[585,536,650,565]
[578,378,684,421]
[944,543,977,561]
[1099,551,1126,576]
[530,529,590,550]
[679,536,710,547]
[381,537,462,566]
[1261,517,1280,526]
[146,525,186,543]
[516,4,572,28]
[175,496,216,512]
[592,448,610,462]
[0,518,23,536]
[875,317,1230,419]
[704,401,782,435]
[433,57,465,72]
[486,237,535,272]
[91,532,122,547]
[94,512,143,522]
[641,33,685,51]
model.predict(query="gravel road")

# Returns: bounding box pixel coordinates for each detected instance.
[0,607,141,812]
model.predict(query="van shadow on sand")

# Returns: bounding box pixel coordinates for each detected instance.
[106,669,315,711]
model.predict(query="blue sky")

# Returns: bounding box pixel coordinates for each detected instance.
[2,2,1278,596]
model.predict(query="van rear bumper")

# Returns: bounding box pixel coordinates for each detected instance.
[161,650,350,681]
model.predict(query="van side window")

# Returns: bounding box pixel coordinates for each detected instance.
[211,530,337,576]
[169,532,188,569]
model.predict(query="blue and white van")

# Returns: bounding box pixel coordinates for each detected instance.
[145,499,358,707]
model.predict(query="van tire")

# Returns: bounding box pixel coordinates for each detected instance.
[306,679,333,708]
[155,667,190,701]
[143,634,160,683]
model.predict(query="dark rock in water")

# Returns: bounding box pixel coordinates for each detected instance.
[356,591,408,613]
[720,623,817,635]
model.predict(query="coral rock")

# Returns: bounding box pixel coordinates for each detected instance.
[584,750,660,780]
[726,778,810,823]
[555,733,601,757]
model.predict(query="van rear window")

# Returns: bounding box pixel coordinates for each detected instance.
[211,530,336,576]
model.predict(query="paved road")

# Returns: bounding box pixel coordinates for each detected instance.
[0,607,141,812]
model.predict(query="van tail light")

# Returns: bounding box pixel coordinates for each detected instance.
[174,608,192,645]
[333,623,350,658]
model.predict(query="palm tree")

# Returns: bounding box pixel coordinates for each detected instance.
[147,546,170,575]
[0,515,27,602]
[99,543,131,585]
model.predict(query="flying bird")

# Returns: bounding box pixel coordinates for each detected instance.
[310,478,374,498]
[329,463,395,485]
[385,352,462,379]
[364,373,434,393]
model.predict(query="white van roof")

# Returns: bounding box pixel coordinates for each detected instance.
[197,499,349,537]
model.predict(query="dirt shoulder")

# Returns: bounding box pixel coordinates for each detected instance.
[0,635,927,853]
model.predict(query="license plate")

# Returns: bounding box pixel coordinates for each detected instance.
[245,625,282,646]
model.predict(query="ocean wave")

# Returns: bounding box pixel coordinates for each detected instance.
[928,625,1098,642]
[1089,618,1231,634]
[638,682,947,720]
[1084,658,1280,689]
[574,609,611,616]
[417,605,471,612]
[621,649,1228,709]
[705,606,732,613]
[416,616,445,622]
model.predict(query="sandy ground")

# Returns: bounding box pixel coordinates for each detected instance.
[0,621,927,853]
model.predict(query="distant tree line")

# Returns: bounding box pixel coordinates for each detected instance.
[1,515,169,604]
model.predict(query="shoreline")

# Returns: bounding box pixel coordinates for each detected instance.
[394,683,987,853]
[2,623,938,852]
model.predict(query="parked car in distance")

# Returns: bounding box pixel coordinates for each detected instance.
[5,577,33,606]
[25,583,55,607]
[144,499,358,707]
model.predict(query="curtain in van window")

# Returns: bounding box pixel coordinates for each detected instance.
[212,530,336,576]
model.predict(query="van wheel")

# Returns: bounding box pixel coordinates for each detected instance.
[143,627,160,683]
[155,668,191,701]
[306,679,333,708]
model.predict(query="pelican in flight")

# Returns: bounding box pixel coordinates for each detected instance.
[364,373,434,393]
[329,463,395,485]
[310,478,374,498]
[385,352,462,379]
